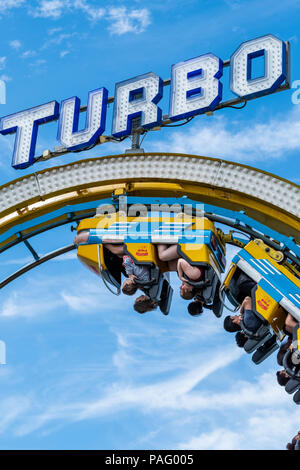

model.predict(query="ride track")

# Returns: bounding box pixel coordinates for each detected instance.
[0,152,299,289]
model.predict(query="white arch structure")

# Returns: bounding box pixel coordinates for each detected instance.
[0,153,299,247]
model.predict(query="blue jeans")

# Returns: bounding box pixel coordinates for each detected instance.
[243,309,262,333]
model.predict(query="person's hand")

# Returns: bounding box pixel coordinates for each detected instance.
[240,296,252,314]
[74,231,89,245]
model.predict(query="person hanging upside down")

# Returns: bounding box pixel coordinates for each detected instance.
[157,244,205,303]
[287,431,300,450]
[121,255,151,296]
[156,244,180,271]
[74,232,157,306]
[74,230,125,257]
[176,257,204,302]
[223,296,263,335]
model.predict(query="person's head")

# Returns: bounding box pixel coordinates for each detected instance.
[134,295,157,314]
[276,370,290,387]
[235,331,248,348]
[180,283,195,300]
[287,432,300,450]
[188,300,203,316]
[223,315,242,332]
[122,278,138,296]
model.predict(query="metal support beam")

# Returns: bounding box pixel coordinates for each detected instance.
[23,239,40,261]
[0,244,76,289]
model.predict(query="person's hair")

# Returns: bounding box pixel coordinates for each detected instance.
[235,331,248,348]
[277,338,292,366]
[223,315,241,333]
[286,442,295,451]
[188,301,203,316]
[180,286,196,300]
[134,295,157,314]
[276,370,290,387]
[122,282,138,296]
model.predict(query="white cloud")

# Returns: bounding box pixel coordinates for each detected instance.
[54,251,76,261]
[12,346,242,437]
[107,7,151,35]
[40,32,78,51]
[0,251,76,266]
[179,428,241,450]
[7,338,299,449]
[29,2,150,36]
[9,39,21,49]
[0,283,298,450]
[0,288,62,318]
[30,1,148,33]
[21,49,36,59]
[47,26,62,35]
[0,74,11,82]
[31,0,104,21]
[149,104,300,162]
[0,255,32,265]
[29,58,47,68]
[60,279,127,313]
[0,0,24,14]
[0,272,297,449]
[72,0,104,21]
[60,50,70,58]
[0,396,31,434]
[61,290,96,311]
[178,406,300,450]
[75,348,243,420]
[0,56,6,70]
[32,0,65,18]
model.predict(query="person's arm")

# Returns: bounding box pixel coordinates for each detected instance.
[177,258,185,281]
[74,231,89,245]
[157,244,179,262]
[240,296,252,315]
[177,258,203,281]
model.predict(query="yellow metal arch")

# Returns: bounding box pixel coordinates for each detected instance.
[0,153,299,245]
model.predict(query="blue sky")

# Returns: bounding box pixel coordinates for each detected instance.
[0,0,299,450]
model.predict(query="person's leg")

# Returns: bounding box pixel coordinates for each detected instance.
[240,296,262,332]
[157,244,179,262]
[178,258,203,281]
[103,242,124,257]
